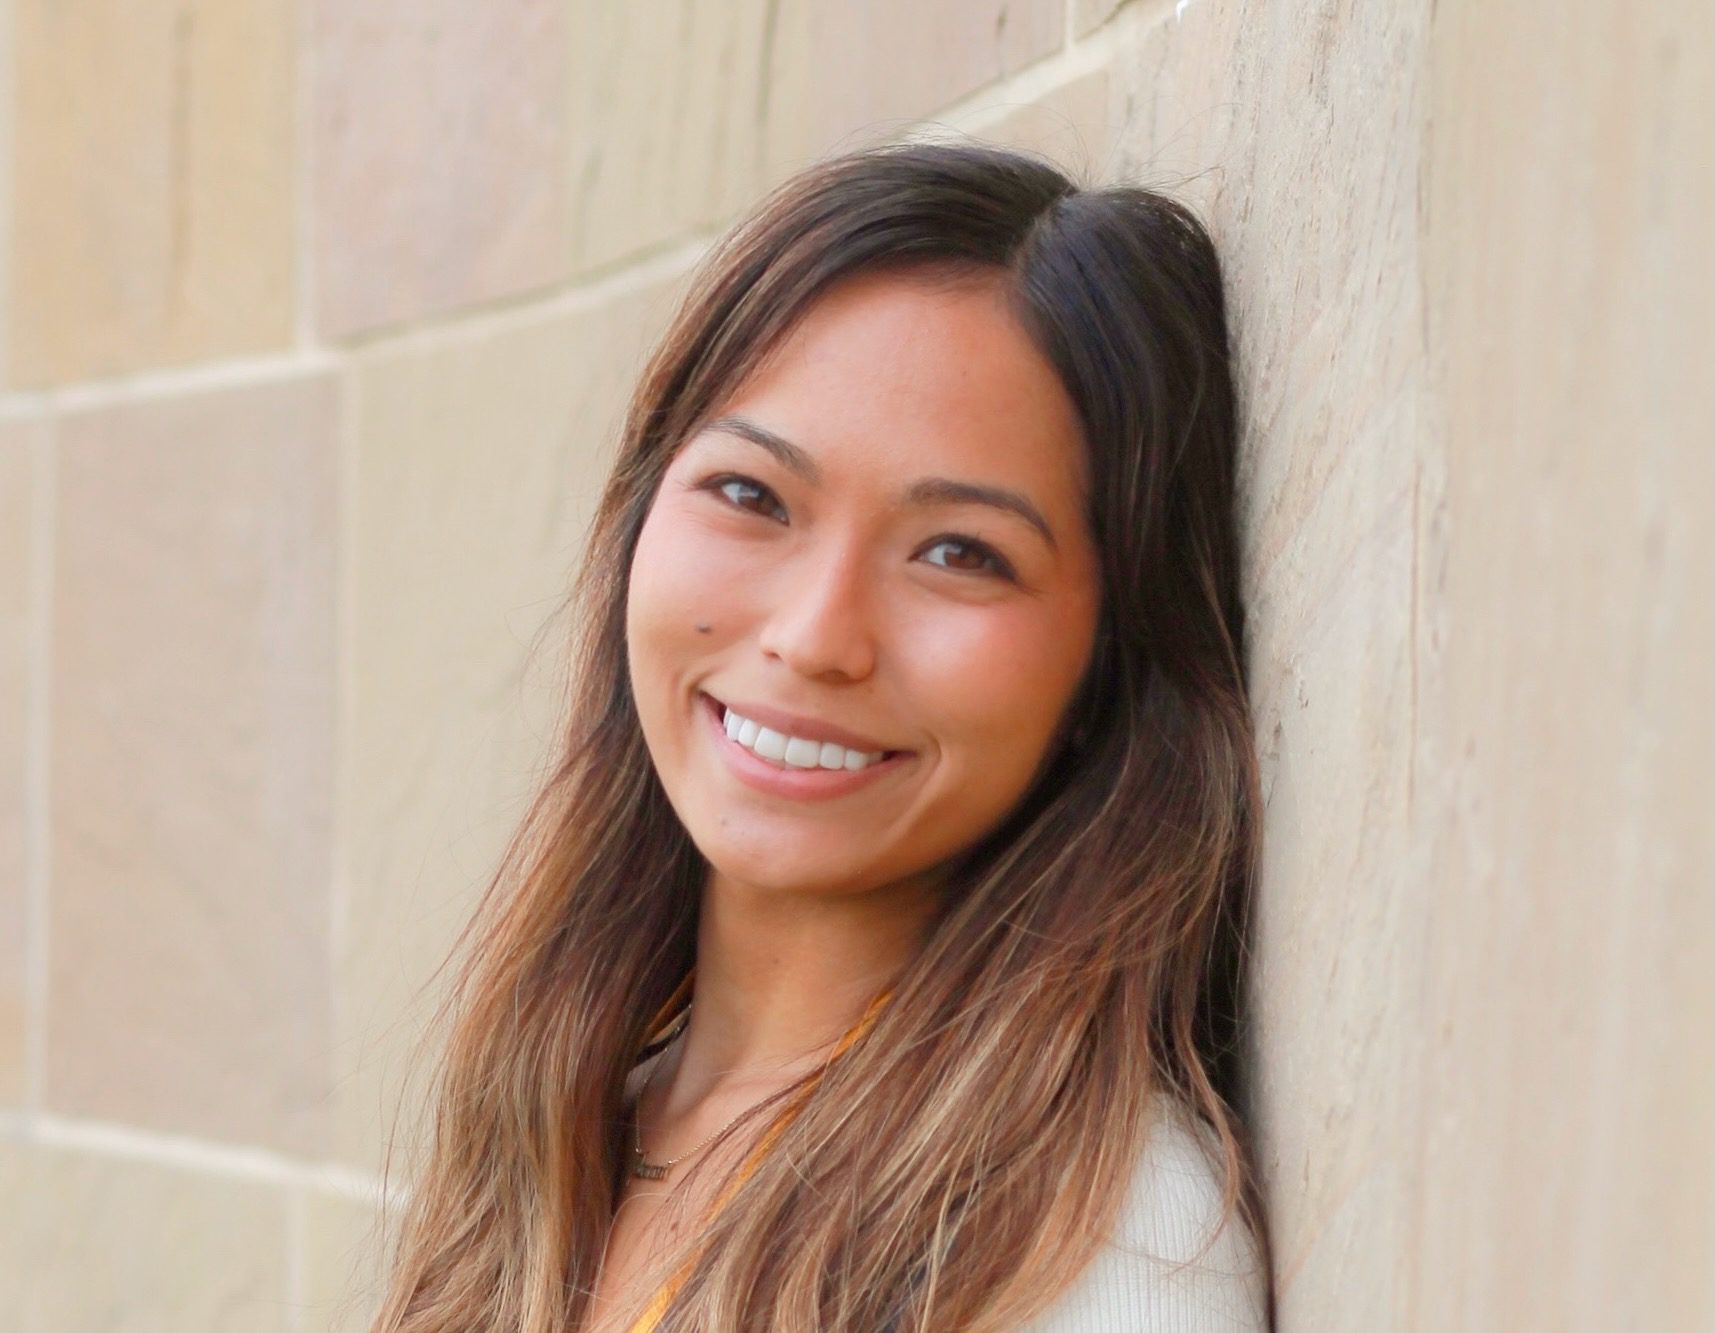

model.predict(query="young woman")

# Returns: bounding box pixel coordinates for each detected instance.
[369,139,1272,1332]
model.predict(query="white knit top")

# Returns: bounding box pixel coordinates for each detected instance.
[1020,1097,1271,1331]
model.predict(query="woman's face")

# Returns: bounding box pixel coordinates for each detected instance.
[625,268,1102,901]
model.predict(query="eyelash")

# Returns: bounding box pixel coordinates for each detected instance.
[697,473,1018,582]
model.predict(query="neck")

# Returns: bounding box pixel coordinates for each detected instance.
[666,868,937,1103]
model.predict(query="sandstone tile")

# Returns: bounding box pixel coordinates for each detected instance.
[336,275,685,1168]
[0,1137,290,1331]
[0,419,43,1105]
[1074,0,1138,38]
[957,66,1113,182]
[761,0,1067,185]
[1095,4,1435,1325]
[565,0,775,275]
[1411,0,1714,1325]
[0,1,14,384]
[312,0,569,339]
[299,1188,391,1333]
[1088,0,1711,1326]
[48,375,338,1156]
[1245,471,1418,1332]
[11,0,295,385]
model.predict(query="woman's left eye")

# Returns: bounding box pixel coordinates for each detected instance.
[919,537,1015,580]
[703,474,787,522]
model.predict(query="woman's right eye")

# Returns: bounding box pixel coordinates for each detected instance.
[704,474,787,523]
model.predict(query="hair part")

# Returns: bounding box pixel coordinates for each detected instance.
[366,137,1269,1332]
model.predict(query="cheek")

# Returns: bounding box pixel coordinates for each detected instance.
[627,509,717,725]
[630,505,752,646]
[898,595,1096,764]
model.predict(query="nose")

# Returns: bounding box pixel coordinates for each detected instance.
[756,538,878,683]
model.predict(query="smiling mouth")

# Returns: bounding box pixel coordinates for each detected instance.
[699,693,906,772]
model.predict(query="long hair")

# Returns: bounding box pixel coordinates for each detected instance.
[367,138,1268,1332]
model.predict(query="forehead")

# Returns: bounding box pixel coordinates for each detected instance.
[697,269,1089,505]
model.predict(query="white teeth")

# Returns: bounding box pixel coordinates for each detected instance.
[720,706,886,771]
[783,737,821,768]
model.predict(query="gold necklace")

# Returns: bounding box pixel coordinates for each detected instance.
[630,1004,767,1181]
[629,985,897,1181]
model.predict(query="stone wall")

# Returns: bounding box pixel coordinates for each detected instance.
[0,1,1707,1328]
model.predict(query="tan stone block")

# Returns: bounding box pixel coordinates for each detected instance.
[1244,446,1419,1332]
[0,1,15,384]
[0,418,43,1105]
[1073,0,1135,38]
[957,67,1113,183]
[336,275,686,1168]
[1099,3,1435,1325]
[1090,0,1711,1327]
[312,0,570,339]
[48,375,338,1156]
[0,1138,290,1330]
[299,1188,392,1333]
[761,0,1067,184]
[11,0,295,385]
[565,0,775,275]
[1412,0,1714,1327]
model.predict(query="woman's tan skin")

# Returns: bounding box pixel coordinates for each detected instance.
[589,267,1103,1328]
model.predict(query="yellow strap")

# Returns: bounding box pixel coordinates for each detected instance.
[623,982,894,1333]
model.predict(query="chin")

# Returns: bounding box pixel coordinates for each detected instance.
[699,840,881,898]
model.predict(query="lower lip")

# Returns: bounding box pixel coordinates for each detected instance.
[699,693,912,801]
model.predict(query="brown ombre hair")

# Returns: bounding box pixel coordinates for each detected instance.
[368,138,1268,1332]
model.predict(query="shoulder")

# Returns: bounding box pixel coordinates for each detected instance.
[1018,1095,1271,1332]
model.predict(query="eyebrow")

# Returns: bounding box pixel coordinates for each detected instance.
[699,414,1060,553]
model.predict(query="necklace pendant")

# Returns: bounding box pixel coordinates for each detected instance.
[631,1150,669,1181]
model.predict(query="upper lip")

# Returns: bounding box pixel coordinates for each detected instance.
[704,692,905,755]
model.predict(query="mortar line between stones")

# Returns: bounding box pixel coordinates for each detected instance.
[329,358,359,1116]
[23,424,52,1116]
[0,1106,406,1204]
[284,6,1158,367]
[14,13,1144,415]
[1,220,696,412]
[1067,0,1188,48]
[329,232,717,359]
[23,349,342,416]
[930,10,1125,138]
